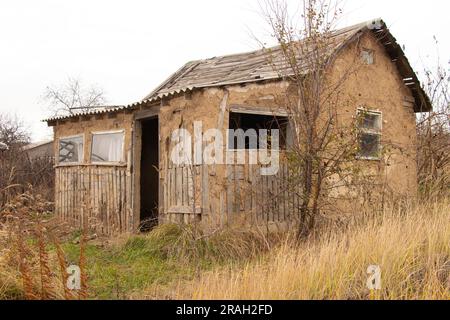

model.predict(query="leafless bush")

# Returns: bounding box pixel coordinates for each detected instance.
[0,113,54,208]
[259,0,380,239]
[416,42,450,199]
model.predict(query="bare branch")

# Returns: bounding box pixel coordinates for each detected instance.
[42,77,107,117]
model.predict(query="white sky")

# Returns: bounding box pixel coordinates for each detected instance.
[0,0,449,142]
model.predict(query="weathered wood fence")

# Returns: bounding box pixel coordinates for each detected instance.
[56,162,303,235]
[163,162,302,228]
[55,166,133,235]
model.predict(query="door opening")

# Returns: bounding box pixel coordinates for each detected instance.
[140,117,159,231]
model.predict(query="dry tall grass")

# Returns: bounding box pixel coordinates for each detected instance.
[147,199,450,300]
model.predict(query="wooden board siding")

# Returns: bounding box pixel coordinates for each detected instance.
[55,166,133,235]
[163,162,301,228]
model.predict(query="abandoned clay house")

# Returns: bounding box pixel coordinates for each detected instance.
[44,19,432,235]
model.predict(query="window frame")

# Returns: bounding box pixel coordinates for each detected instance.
[227,110,289,151]
[57,134,85,166]
[356,108,382,161]
[90,129,126,165]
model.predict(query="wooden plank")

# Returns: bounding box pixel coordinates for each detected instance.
[120,168,126,233]
[102,171,108,235]
[182,167,188,206]
[167,206,202,214]
[170,167,175,208]
[94,168,99,229]
[235,165,241,213]
[68,168,72,224]
[226,165,234,220]
[229,105,288,117]
[164,167,168,215]
[79,168,83,226]
[250,165,257,224]
[111,168,116,234]
[187,167,194,208]
[115,168,120,233]
[55,169,59,219]
[175,167,181,206]
[201,165,209,216]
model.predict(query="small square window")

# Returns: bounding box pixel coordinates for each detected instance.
[91,131,125,163]
[361,49,374,65]
[59,135,83,164]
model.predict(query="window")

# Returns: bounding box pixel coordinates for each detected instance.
[228,112,288,150]
[357,109,382,159]
[59,135,84,164]
[361,48,374,65]
[91,131,125,163]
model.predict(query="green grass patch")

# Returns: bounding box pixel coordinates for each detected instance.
[59,224,267,299]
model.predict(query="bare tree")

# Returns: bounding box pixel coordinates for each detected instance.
[0,113,54,206]
[43,77,107,117]
[416,40,450,198]
[0,113,30,148]
[0,113,31,205]
[259,0,376,238]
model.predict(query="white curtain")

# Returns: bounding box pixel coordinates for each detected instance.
[91,132,124,162]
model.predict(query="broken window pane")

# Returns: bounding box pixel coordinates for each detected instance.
[59,136,83,164]
[91,132,124,163]
[228,112,288,150]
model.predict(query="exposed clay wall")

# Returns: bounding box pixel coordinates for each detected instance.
[331,32,418,198]
[157,82,292,227]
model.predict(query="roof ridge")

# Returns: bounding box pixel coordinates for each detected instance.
[142,19,384,101]
[44,18,432,123]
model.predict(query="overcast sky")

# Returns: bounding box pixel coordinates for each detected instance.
[0,0,449,142]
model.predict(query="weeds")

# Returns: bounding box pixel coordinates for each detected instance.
[151,199,450,300]
[1,189,449,300]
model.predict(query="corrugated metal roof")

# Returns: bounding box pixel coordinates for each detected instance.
[44,18,432,123]
[43,105,127,122]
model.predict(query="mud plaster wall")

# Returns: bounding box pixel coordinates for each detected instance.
[158,32,419,226]
[157,82,290,226]
[331,32,418,198]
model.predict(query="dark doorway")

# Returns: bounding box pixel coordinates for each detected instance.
[140,117,159,231]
